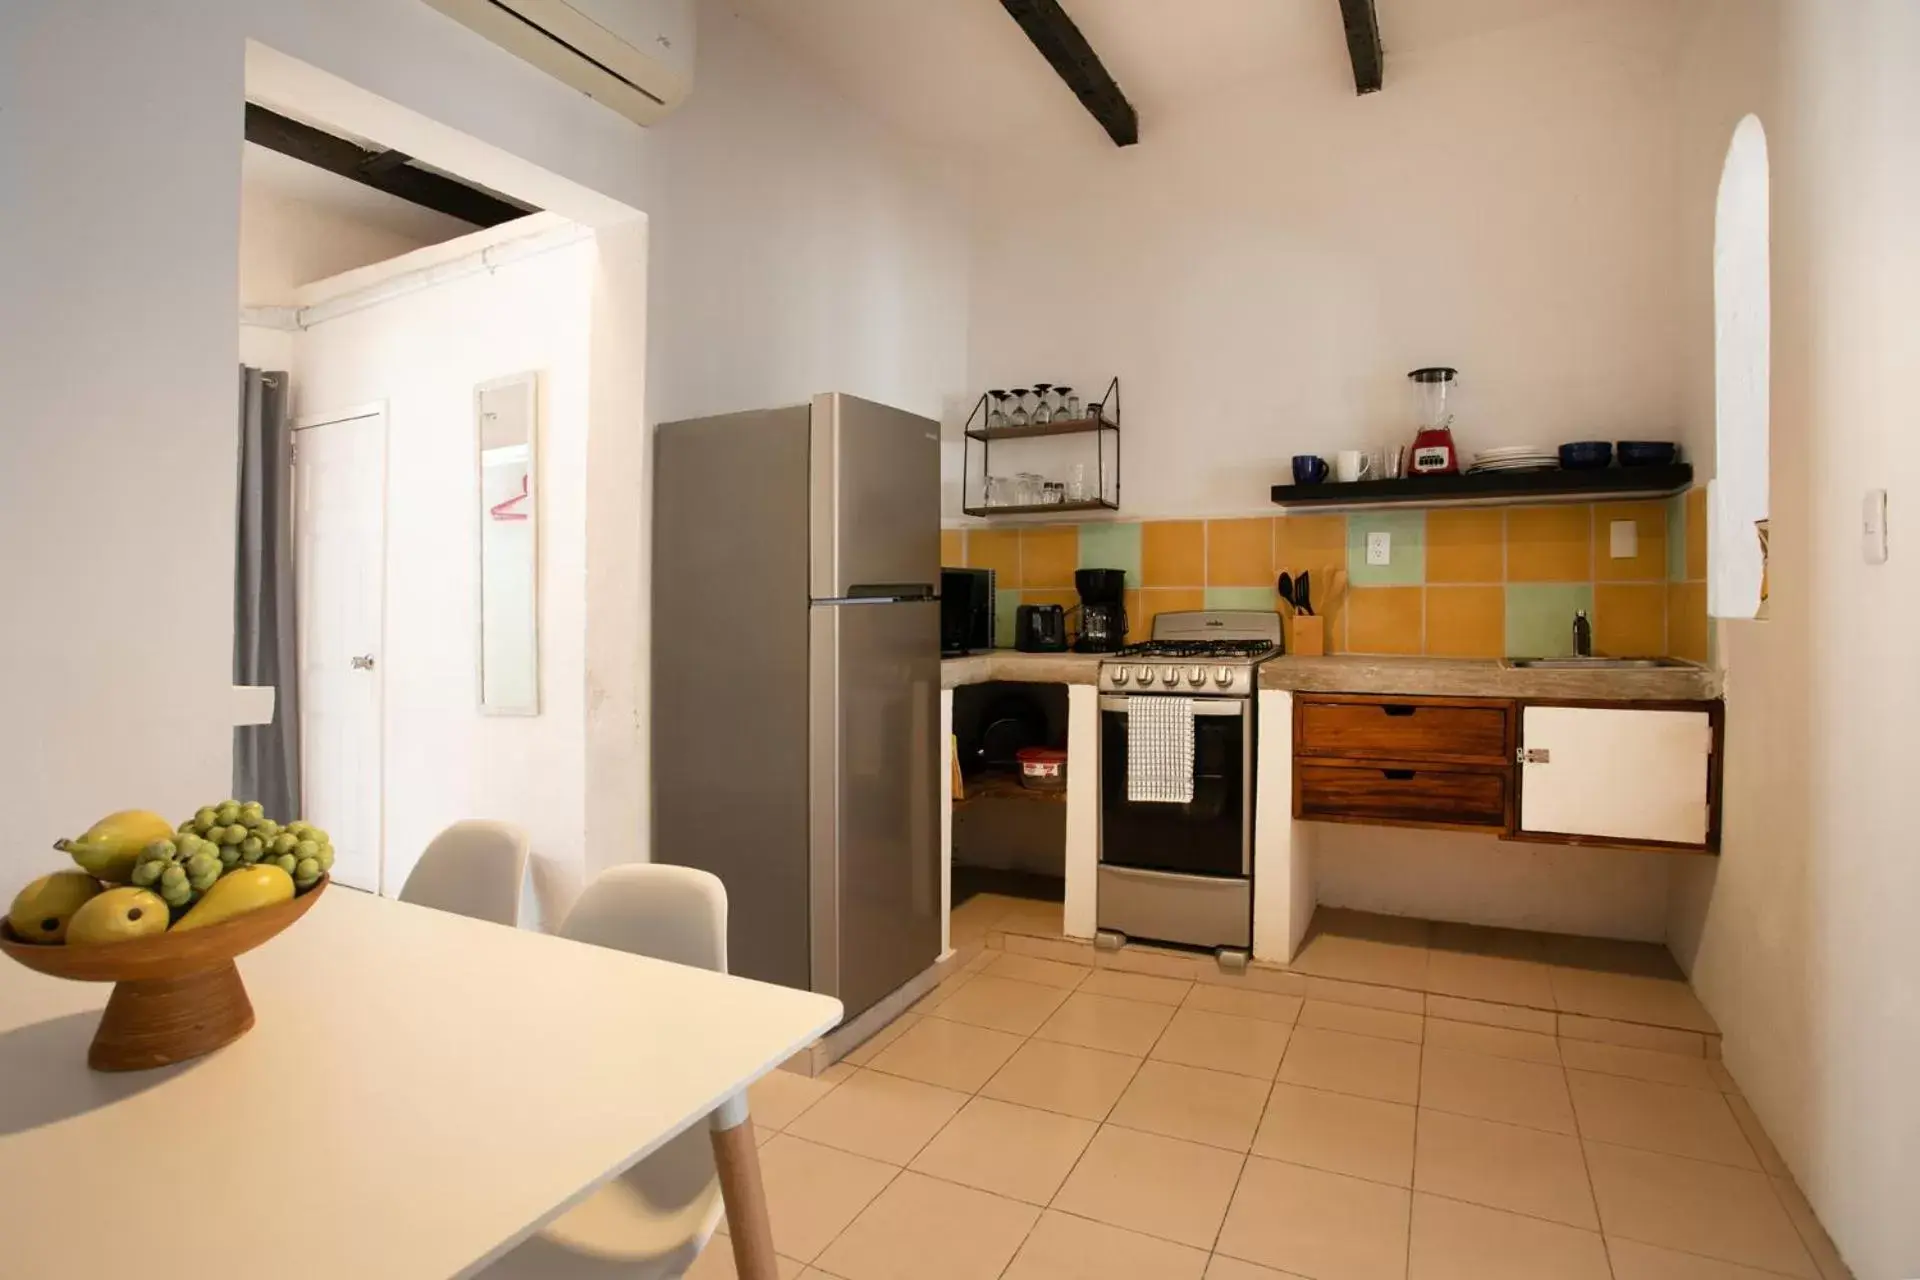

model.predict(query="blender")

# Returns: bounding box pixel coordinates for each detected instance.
[1408,367,1461,475]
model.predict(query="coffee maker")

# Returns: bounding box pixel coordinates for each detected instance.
[1074,569,1128,653]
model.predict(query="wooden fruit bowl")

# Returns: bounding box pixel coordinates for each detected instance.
[0,875,329,1071]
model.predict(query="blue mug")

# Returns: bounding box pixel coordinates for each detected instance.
[1292,455,1330,485]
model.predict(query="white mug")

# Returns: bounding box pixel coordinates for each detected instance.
[1335,450,1376,483]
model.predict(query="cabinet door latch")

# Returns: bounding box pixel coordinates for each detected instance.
[1517,747,1551,764]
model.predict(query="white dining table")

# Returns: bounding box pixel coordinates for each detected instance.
[0,886,841,1279]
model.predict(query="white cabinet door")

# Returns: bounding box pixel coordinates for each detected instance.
[1518,706,1713,846]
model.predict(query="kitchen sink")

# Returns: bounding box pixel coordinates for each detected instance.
[1503,657,1697,669]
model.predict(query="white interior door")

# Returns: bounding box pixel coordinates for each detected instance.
[295,409,387,894]
[1519,705,1713,846]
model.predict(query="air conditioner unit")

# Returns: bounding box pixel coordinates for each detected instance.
[422,0,695,125]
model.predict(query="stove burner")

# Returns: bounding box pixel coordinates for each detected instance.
[1111,639,1278,661]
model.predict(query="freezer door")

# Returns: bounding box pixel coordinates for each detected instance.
[810,393,941,599]
[810,598,941,1017]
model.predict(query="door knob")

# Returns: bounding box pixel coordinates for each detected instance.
[350,655,376,671]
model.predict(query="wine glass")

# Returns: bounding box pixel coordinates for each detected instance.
[986,390,1008,431]
[1058,386,1079,420]
[1031,382,1054,426]
[1009,388,1030,429]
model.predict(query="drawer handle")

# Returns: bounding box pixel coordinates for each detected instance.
[1382,769,1417,781]
[1382,705,1418,718]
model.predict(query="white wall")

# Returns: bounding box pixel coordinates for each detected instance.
[1667,2,1920,1277]
[0,0,967,890]
[0,0,657,879]
[240,163,469,308]
[959,0,1685,518]
[292,238,594,923]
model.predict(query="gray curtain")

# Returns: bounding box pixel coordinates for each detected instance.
[234,366,301,817]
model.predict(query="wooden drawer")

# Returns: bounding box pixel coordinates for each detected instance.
[1296,696,1513,765]
[1296,762,1509,831]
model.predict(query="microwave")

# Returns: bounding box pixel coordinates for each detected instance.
[941,568,995,656]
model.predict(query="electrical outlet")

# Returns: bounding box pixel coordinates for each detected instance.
[1366,531,1391,566]
[1864,489,1889,564]
[1609,520,1638,559]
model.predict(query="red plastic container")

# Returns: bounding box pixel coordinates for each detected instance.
[1016,746,1068,792]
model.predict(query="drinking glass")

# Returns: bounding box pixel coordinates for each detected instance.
[1066,463,1088,501]
[986,390,1008,431]
[1017,472,1044,506]
[1032,382,1054,426]
[1009,388,1030,429]
[1058,387,1079,420]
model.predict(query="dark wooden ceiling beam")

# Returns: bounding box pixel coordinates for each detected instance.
[1338,0,1384,95]
[999,0,1138,147]
[243,105,536,227]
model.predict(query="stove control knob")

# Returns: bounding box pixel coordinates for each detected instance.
[1110,666,1130,687]
[1215,666,1235,687]
[1136,666,1157,686]
[1188,666,1208,686]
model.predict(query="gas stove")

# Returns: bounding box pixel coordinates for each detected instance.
[1098,610,1284,697]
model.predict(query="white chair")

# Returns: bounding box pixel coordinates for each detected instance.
[398,820,531,927]
[483,864,749,1280]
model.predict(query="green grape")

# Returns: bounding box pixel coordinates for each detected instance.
[256,820,281,841]
[316,844,334,872]
[177,819,196,835]
[130,860,163,888]
[221,825,246,846]
[294,840,319,861]
[271,853,297,875]
[185,852,221,890]
[216,804,241,825]
[177,834,206,858]
[159,864,187,890]
[158,878,192,908]
[144,839,176,861]
[293,857,322,889]
[271,834,298,856]
[241,836,264,860]
[241,800,265,819]
[217,843,242,868]
[194,807,220,829]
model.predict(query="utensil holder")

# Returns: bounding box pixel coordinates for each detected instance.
[1288,614,1326,657]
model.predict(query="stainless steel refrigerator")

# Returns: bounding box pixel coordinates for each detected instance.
[652,393,941,1020]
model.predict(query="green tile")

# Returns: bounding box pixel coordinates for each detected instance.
[1505,584,1594,658]
[994,589,1021,648]
[1205,586,1279,613]
[1078,521,1142,588]
[1665,492,1689,582]
[1346,510,1426,587]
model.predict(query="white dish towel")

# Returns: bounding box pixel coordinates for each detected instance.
[1127,696,1195,804]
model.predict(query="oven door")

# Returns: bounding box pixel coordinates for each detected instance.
[1099,694,1252,879]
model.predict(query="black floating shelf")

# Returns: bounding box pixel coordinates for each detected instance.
[965,416,1118,443]
[1271,464,1694,511]
[962,498,1120,518]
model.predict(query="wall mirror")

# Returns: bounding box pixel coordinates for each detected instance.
[477,372,541,715]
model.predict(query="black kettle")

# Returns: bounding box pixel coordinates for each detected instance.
[1015,603,1069,653]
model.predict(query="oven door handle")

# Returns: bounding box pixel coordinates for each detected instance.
[1098,695,1246,717]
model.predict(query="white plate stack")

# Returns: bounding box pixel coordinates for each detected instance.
[1468,446,1558,475]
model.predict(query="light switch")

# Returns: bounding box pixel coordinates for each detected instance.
[1367,531,1391,566]
[1864,489,1888,564]
[1609,520,1638,559]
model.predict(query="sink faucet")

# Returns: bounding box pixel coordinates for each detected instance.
[1573,609,1593,658]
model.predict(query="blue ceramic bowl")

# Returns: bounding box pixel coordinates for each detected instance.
[1617,441,1678,467]
[1558,441,1613,470]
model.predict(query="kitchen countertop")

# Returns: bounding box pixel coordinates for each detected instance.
[1258,655,1721,701]
[942,650,1104,688]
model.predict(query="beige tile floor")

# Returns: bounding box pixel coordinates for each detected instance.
[685,897,1853,1280]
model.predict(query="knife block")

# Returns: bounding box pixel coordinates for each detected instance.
[1288,614,1326,657]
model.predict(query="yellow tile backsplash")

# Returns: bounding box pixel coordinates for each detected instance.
[1506,506,1593,583]
[1426,510,1505,584]
[1425,586,1507,659]
[950,492,1703,661]
[1206,517,1275,587]
[1142,521,1205,587]
[1019,525,1079,589]
[1592,502,1669,582]
[1594,583,1668,658]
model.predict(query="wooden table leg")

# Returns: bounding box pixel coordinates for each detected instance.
[711,1096,778,1280]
